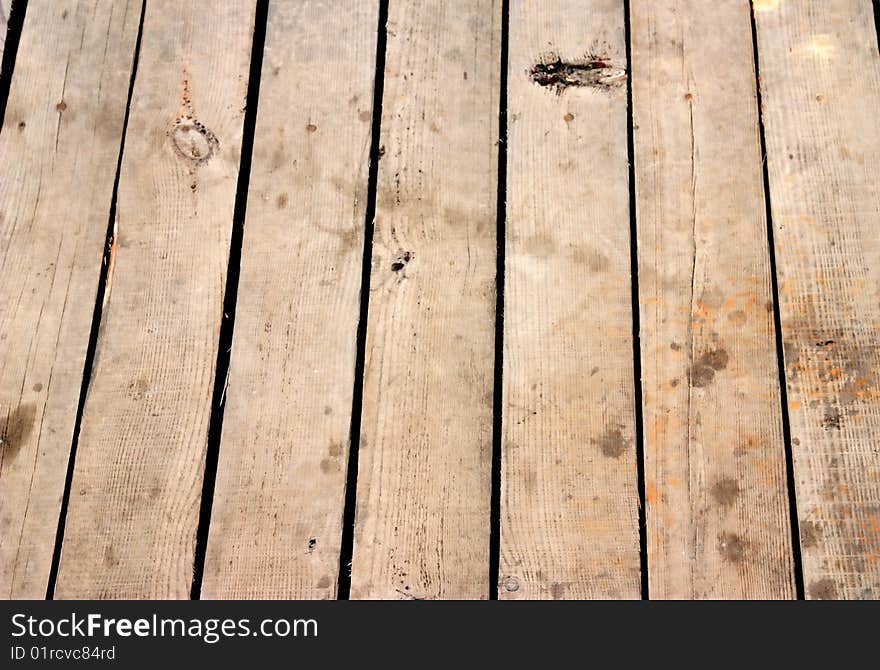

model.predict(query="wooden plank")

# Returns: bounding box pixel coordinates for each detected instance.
[0,0,9,66]
[350,1,500,600]
[755,0,880,599]
[54,0,256,599]
[202,0,378,599]
[0,0,140,599]
[631,0,796,598]
[499,0,640,600]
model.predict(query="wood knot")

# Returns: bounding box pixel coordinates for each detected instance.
[170,118,219,165]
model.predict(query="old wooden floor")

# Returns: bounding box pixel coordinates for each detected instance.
[1,0,879,600]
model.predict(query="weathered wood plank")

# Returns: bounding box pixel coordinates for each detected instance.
[755,0,880,599]
[0,0,140,599]
[54,0,256,599]
[631,0,796,599]
[350,1,500,599]
[499,0,640,600]
[0,1,10,66]
[202,0,378,600]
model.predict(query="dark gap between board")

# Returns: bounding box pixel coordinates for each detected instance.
[45,0,147,600]
[488,0,510,601]
[189,0,270,600]
[874,1,880,55]
[749,1,806,600]
[0,0,28,132]
[336,0,390,601]
[622,0,649,600]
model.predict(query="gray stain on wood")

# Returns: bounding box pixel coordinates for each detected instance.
[800,520,822,548]
[689,347,730,387]
[1,403,37,462]
[710,477,741,507]
[717,532,747,563]
[808,577,837,600]
[595,426,627,459]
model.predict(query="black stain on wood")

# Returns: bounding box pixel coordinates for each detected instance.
[1,402,37,462]
[529,51,626,94]
[391,250,413,272]
[821,407,842,430]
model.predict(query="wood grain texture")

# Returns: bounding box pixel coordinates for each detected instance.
[54,0,255,599]
[631,0,795,599]
[202,0,378,600]
[0,0,140,599]
[755,0,880,600]
[500,0,640,600]
[350,0,500,600]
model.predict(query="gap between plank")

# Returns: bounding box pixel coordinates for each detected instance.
[45,0,147,600]
[189,0,270,600]
[874,1,880,54]
[749,0,806,600]
[0,0,27,131]
[488,0,510,602]
[336,0,390,601]
[622,0,649,601]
